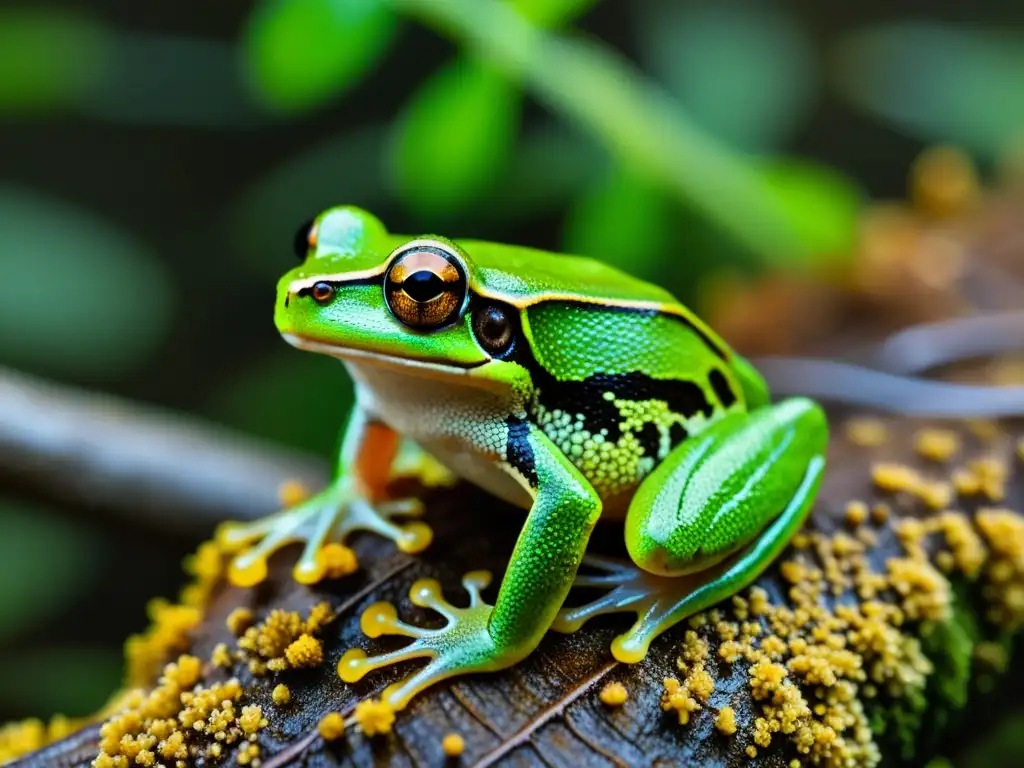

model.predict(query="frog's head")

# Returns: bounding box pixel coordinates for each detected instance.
[276,206,521,383]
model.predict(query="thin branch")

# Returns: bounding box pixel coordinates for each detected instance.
[0,366,327,536]
[386,0,808,266]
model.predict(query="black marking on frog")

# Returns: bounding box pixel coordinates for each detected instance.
[527,365,713,449]
[709,367,738,408]
[636,421,663,461]
[505,417,538,488]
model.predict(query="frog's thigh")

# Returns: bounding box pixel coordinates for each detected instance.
[626,397,828,576]
[555,398,827,663]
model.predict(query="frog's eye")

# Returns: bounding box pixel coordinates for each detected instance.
[293,218,317,260]
[384,243,468,330]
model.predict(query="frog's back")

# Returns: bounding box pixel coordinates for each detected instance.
[460,240,731,357]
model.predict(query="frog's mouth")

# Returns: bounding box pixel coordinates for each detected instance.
[281,333,488,380]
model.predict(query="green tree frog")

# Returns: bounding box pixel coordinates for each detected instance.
[218,206,827,711]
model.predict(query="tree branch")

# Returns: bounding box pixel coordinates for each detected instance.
[0,366,327,536]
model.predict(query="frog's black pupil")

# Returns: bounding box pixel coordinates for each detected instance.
[404,270,444,302]
[479,308,508,340]
[293,218,314,260]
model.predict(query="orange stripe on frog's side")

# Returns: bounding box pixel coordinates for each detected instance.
[355,421,401,501]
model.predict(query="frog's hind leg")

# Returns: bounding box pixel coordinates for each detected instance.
[554,398,827,663]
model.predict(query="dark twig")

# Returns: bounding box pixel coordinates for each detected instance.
[0,366,327,536]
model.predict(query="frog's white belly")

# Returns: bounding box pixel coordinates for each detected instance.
[346,360,534,510]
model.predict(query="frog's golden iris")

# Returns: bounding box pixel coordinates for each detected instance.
[384,243,467,330]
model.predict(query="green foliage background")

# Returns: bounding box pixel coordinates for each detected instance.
[0,0,1021,759]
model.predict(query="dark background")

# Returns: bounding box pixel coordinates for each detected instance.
[0,0,1021,756]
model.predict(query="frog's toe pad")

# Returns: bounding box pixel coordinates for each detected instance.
[337,572,499,711]
[554,555,700,664]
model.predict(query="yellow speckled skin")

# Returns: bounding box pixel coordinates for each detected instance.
[220,206,829,709]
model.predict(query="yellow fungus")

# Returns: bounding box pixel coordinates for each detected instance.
[226,607,255,637]
[442,732,465,757]
[599,682,628,707]
[967,419,1000,441]
[871,462,952,509]
[304,601,335,633]
[317,543,359,580]
[317,712,345,741]
[91,654,260,768]
[237,742,261,766]
[845,501,868,527]
[124,600,202,688]
[715,706,737,736]
[272,684,292,706]
[871,462,919,493]
[353,698,395,736]
[211,642,233,668]
[913,428,960,462]
[953,457,1008,502]
[238,705,266,735]
[179,540,227,609]
[844,418,889,448]
[285,634,324,668]
[871,503,890,524]
[234,603,333,673]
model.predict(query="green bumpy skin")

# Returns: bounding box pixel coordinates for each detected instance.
[219,206,829,710]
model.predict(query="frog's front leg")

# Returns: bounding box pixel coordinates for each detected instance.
[554,398,827,662]
[217,407,436,587]
[338,421,602,711]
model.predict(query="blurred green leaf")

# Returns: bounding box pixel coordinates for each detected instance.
[511,0,597,27]
[206,352,352,457]
[387,0,809,265]
[757,158,863,265]
[472,124,603,230]
[0,8,110,114]
[0,187,174,378]
[243,0,397,113]
[835,24,1024,158]
[636,1,815,152]
[0,647,121,716]
[389,59,520,221]
[227,126,387,278]
[562,168,674,280]
[0,501,104,644]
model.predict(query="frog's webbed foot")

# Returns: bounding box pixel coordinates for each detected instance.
[338,572,519,712]
[553,555,717,663]
[216,482,432,587]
